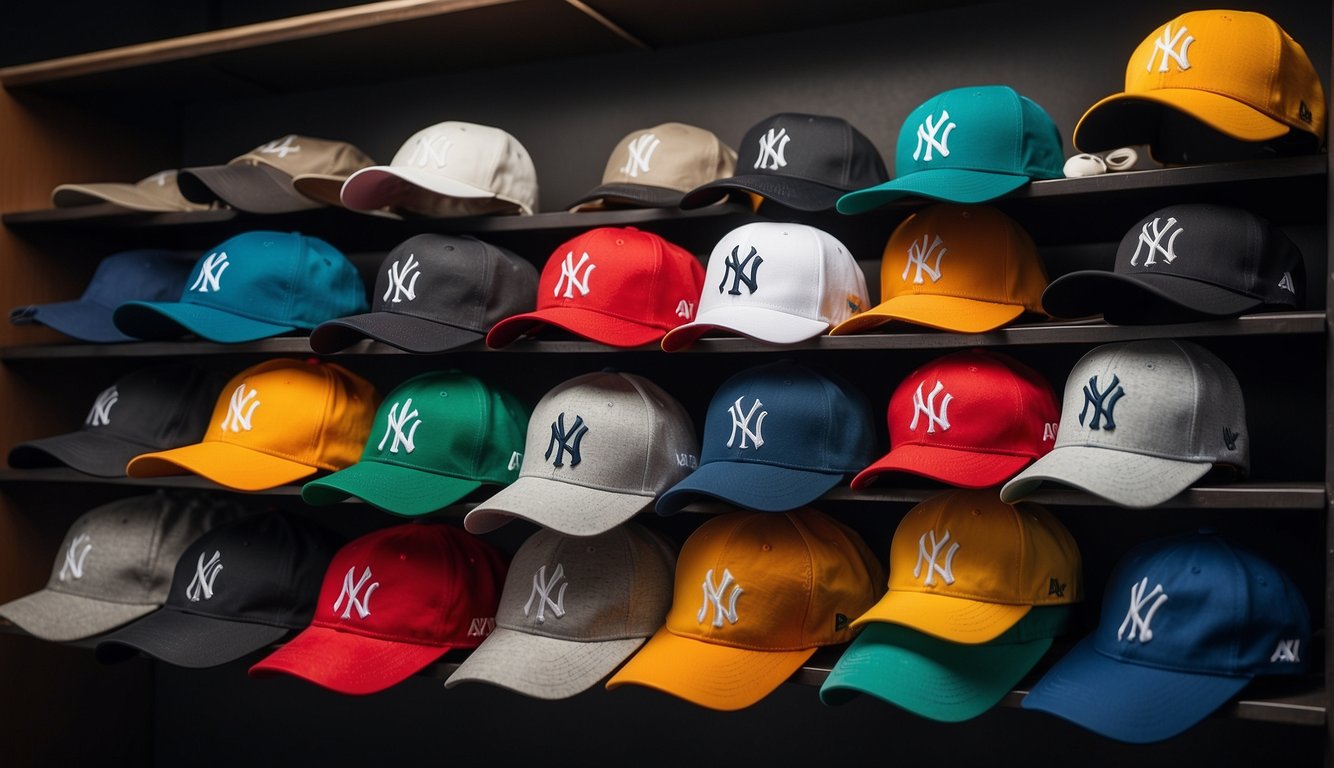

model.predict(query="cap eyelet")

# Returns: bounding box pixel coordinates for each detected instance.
[1191,565,1201,574]
[616,238,625,246]
[399,554,407,561]
[762,543,772,552]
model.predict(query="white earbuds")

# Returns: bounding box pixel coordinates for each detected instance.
[1063,147,1139,177]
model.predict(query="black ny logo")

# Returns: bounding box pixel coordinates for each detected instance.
[720,246,763,296]
[1079,374,1125,431]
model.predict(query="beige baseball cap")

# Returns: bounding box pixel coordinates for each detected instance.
[177,134,376,213]
[52,169,209,212]
[567,122,737,211]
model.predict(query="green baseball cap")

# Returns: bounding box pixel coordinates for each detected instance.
[301,371,528,517]
[837,85,1064,213]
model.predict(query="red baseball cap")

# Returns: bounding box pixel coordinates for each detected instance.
[853,349,1060,490]
[486,226,705,348]
[248,522,506,695]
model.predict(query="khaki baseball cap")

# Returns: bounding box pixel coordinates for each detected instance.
[52,169,209,213]
[567,123,737,211]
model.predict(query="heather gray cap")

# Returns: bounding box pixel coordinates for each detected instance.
[464,371,699,537]
[1000,339,1248,508]
[444,522,676,698]
[0,491,247,641]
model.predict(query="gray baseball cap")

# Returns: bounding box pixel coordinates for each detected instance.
[444,522,676,698]
[1000,339,1248,508]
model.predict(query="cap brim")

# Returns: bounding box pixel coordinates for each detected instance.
[51,182,204,212]
[16,299,138,343]
[1042,270,1263,324]
[660,306,831,351]
[820,622,1054,722]
[567,183,686,211]
[291,173,354,208]
[836,169,1030,213]
[444,627,647,699]
[309,311,486,354]
[301,459,485,517]
[486,306,668,349]
[605,625,816,711]
[248,624,451,695]
[178,163,320,214]
[341,166,530,214]
[680,174,845,212]
[127,440,320,492]
[8,429,164,478]
[829,294,1027,335]
[95,606,291,668]
[1021,635,1252,743]
[1074,90,1293,153]
[114,300,298,343]
[464,476,654,537]
[655,460,844,515]
[0,589,158,642]
[851,590,1031,643]
[1000,444,1213,508]
[850,443,1034,490]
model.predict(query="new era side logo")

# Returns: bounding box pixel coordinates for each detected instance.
[1271,639,1301,663]
[467,617,496,637]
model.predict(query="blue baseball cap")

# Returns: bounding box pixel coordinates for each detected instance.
[9,249,196,343]
[655,360,876,514]
[1021,532,1311,743]
[112,231,368,343]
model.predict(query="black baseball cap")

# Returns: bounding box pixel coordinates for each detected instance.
[95,511,342,668]
[679,113,888,212]
[308,234,539,354]
[1042,203,1306,325]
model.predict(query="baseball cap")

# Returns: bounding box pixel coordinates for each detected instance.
[463,371,698,537]
[659,222,868,351]
[604,508,884,711]
[125,358,378,491]
[112,231,368,343]
[680,113,888,212]
[340,121,538,216]
[1042,203,1306,325]
[1000,339,1248,508]
[94,512,342,668]
[52,169,209,212]
[9,249,197,343]
[567,122,738,211]
[851,349,1060,490]
[485,227,705,349]
[8,362,223,478]
[1022,532,1310,743]
[0,490,246,641]
[177,135,376,214]
[655,360,876,514]
[828,204,1048,335]
[836,85,1063,212]
[301,371,529,517]
[444,522,676,699]
[248,522,507,695]
[309,234,538,354]
[1073,10,1327,162]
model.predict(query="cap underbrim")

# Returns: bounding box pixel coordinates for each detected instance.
[15,298,138,343]
[8,429,165,478]
[1021,635,1252,743]
[114,300,299,343]
[680,174,846,212]
[655,460,844,515]
[444,626,647,699]
[0,589,158,642]
[851,443,1035,490]
[1041,270,1264,324]
[248,624,452,695]
[851,590,1032,644]
[829,294,1028,335]
[51,182,205,212]
[127,440,320,492]
[341,166,532,215]
[291,173,355,208]
[567,183,686,211]
[301,459,485,517]
[95,606,291,668]
[660,306,831,351]
[836,169,1031,213]
[178,163,321,214]
[1074,89,1293,153]
[486,306,668,349]
[1000,444,1213,508]
[309,311,486,354]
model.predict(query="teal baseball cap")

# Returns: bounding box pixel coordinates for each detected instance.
[112,230,368,343]
[301,371,529,517]
[837,85,1064,213]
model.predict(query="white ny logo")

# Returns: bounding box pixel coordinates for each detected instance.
[523,564,568,623]
[1132,217,1183,266]
[902,234,946,284]
[408,134,452,167]
[59,533,92,582]
[726,397,767,449]
[914,530,959,586]
[333,566,379,620]
[553,251,595,298]
[698,568,742,628]
[257,135,301,158]
[621,133,660,177]
[382,254,421,303]
[913,110,955,162]
[377,398,421,455]
[85,386,119,427]
[1117,577,1168,643]
[754,128,790,170]
[910,380,952,434]
[189,251,230,293]
[1148,23,1194,72]
[1271,639,1301,663]
[186,551,223,602]
[221,384,260,433]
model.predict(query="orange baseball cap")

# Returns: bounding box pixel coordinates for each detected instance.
[852,488,1081,643]
[829,204,1048,335]
[127,358,378,491]
[605,508,883,711]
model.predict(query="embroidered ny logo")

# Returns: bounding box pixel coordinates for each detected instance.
[546,413,588,468]
[914,530,959,586]
[1271,639,1301,663]
[408,134,452,167]
[902,234,946,284]
[1117,577,1168,643]
[186,551,223,602]
[754,128,790,170]
[554,251,595,299]
[221,384,260,433]
[257,135,301,158]
[698,568,742,628]
[1147,23,1193,72]
[1079,374,1124,431]
[189,252,230,293]
[910,380,952,434]
[59,533,92,582]
[377,398,421,455]
[913,110,955,162]
[523,564,568,623]
[333,566,378,620]
[719,245,763,296]
[383,254,421,303]
[1131,217,1183,266]
[621,133,660,177]
[85,386,118,427]
[726,396,766,449]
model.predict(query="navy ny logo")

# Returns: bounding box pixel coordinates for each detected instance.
[720,246,763,296]
[545,413,589,468]
[1079,374,1125,431]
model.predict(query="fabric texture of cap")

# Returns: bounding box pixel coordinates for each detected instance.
[851,349,1060,490]
[567,122,738,211]
[605,508,884,711]
[1074,10,1327,161]
[94,512,342,668]
[1042,203,1306,324]
[837,86,1063,212]
[1022,532,1310,743]
[340,121,538,216]
[248,522,507,695]
[485,227,705,349]
[680,113,888,212]
[177,135,376,214]
[464,371,698,537]
[8,362,224,478]
[829,204,1048,335]
[126,358,378,491]
[444,522,676,699]
[0,490,246,641]
[9,249,197,343]
[112,230,368,343]
[660,222,868,351]
[52,169,209,212]
[1000,339,1249,508]
[309,234,538,354]
[302,371,529,517]
[655,360,876,514]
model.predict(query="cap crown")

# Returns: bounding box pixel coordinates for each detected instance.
[735,113,888,191]
[599,123,737,192]
[81,250,197,310]
[386,121,538,214]
[369,234,537,329]
[75,363,221,452]
[893,86,1063,180]
[232,134,374,177]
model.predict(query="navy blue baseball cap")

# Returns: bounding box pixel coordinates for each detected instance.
[1022,532,1311,743]
[655,360,876,514]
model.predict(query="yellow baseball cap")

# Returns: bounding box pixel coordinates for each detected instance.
[852,488,1081,643]
[127,358,378,491]
[605,508,883,711]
